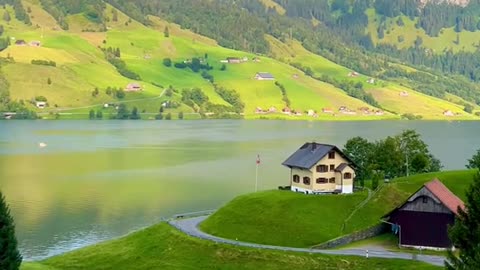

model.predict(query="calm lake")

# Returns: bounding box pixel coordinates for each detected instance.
[0,120,479,260]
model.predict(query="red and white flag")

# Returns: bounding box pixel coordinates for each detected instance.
[256,154,261,165]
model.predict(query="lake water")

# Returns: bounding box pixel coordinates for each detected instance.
[0,120,479,260]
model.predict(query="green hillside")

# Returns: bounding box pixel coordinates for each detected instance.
[266,36,475,119]
[0,1,478,120]
[20,223,439,270]
[201,170,476,248]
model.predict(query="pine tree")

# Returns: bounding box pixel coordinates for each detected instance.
[446,171,480,269]
[0,191,22,270]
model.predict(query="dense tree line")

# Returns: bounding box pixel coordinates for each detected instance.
[103,46,140,80]
[214,85,244,113]
[39,0,105,29]
[343,130,441,183]
[0,0,31,25]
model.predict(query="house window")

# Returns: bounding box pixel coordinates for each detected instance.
[422,197,428,204]
[329,177,336,184]
[316,178,327,184]
[293,175,300,183]
[303,177,311,185]
[328,151,335,159]
[344,172,352,179]
[316,165,328,173]
[330,164,335,171]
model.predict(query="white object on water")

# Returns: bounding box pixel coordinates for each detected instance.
[39,142,47,148]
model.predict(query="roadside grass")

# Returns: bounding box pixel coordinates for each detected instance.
[201,190,369,247]
[202,170,476,248]
[335,233,448,256]
[20,223,440,270]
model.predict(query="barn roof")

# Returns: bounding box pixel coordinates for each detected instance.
[282,143,355,170]
[256,72,274,79]
[425,179,465,215]
[383,178,465,219]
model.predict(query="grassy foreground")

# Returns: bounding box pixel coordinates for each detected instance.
[21,223,440,270]
[201,170,476,248]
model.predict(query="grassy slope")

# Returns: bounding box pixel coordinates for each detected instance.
[20,223,440,270]
[0,3,169,113]
[0,3,476,120]
[102,7,387,119]
[201,170,476,248]
[266,36,476,119]
[201,190,369,247]
[366,9,480,53]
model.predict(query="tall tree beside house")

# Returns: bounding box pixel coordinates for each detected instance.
[343,136,375,182]
[467,149,480,169]
[446,171,480,270]
[0,191,22,270]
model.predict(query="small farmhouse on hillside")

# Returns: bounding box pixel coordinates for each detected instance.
[282,143,356,194]
[35,101,47,109]
[125,83,142,92]
[29,40,41,47]
[15,39,27,46]
[382,179,464,249]
[255,72,275,81]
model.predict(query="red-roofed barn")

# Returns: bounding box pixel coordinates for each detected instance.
[382,179,464,249]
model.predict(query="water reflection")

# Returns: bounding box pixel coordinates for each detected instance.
[0,120,478,260]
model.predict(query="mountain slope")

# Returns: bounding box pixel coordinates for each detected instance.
[0,0,478,120]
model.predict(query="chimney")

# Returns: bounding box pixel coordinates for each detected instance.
[311,142,317,151]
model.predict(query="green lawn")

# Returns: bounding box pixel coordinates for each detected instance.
[201,190,369,247]
[21,223,440,270]
[202,170,477,248]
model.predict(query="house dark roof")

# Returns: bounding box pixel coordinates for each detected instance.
[425,179,465,215]
[335,163,350,172]
[256,72,274,79]
[282,143,354,170]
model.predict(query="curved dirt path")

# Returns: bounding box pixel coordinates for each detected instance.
[169,216,445,267]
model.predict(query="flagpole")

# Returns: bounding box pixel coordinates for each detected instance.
[255,162,258,192]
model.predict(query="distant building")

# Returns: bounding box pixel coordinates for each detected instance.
[226,57,241,64]
[399,91,409,97]
[125,83,142,92]
[268,106,277,113]
[382,179,464,249]
[35,101,47,109]
[29,41,41,47]
[443,110,454,117]
[307,109,315,116]
[15,40,27,46]
[255,72,275,81]
[282,107,291,114]
[367,78,376,84]
[282,142,357,194]
[255,107,264,114]
[348,71,359,77]
[322,108,334,114]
